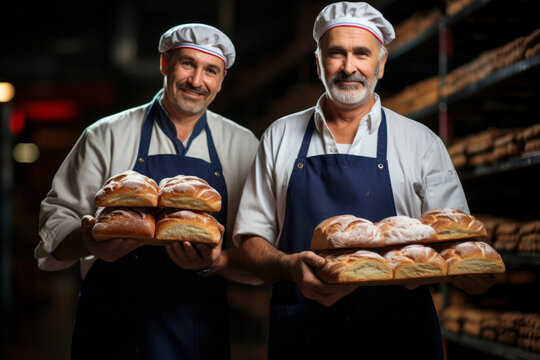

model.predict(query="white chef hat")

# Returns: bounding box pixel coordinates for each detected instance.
[313,2,395,46]
[158,23,236,69]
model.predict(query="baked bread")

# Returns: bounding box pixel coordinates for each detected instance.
[311,215,383,251]
[95,170,159,207]
[155,210,221,246]
[376,216,438,246]
[316,249,393,283]
[92,207,156,241]
[158,175,221,212]
[383,244,447,279]
[439,241,505,275]
[419,208,487,240]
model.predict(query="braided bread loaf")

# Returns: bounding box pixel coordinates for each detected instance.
[383,244,447,279]
[311,215,383,251]
[419,208,487,240]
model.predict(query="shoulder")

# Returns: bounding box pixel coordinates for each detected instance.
[383,107,440,145]
[86,104,148,136]
[261,107,314,144]
[206,110,258,144]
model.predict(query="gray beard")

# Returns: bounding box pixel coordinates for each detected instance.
[320,63,380,107]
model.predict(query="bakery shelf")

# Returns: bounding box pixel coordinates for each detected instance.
[443,0,491,27]
[442,329,540,360]
[445,55,540,106]
[501,252,540,267]
[458,151,540,179]
[388,22,439,61]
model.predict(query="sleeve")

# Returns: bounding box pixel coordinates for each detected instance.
[233,130,279,246]
[36,127,110,271]
[420,136,470,214]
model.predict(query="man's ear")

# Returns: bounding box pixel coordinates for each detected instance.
[315,52,321,79]
[160,54,166,75]
[378,50,388,79]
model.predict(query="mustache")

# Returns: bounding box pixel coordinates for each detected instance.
[177,81,209,96]
[331,72,367,86]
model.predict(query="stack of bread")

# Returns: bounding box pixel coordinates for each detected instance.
[313,208,505,284]
[91,170,222,246]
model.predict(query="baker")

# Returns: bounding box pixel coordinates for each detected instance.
[233,2,494,359]
[36,23,259,359]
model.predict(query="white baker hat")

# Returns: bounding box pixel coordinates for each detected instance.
[158,23,236,69]
[313,2,395,46]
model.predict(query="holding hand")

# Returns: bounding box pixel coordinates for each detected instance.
[80,215,144,262]
[285,251,358,307]
[165,223,224,271]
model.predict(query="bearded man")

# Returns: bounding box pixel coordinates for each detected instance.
[231,2,494,359]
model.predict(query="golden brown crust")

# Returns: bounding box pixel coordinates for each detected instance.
[316,249,393,283]
[382,244,447,279]
[158,175,221,212]
[439,241,505,275]
[155,209,221,245]
[419,208,488,240]
[95,170,159,207]
[92,207,156,241]
[311,215,383,251]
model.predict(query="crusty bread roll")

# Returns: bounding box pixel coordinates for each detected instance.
[383,244,447,279]
[439,241,505,275]
[95,170,159,207]
[158,175,221,212]
[92,207,156,241]
[311,215,383,251]
[316,249,393,283]
[155,210,221,246]
[419,208,487,240]
[376,216,438,246]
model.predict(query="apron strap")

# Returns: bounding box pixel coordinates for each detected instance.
[376,109,388,160]
[297,112,316,160]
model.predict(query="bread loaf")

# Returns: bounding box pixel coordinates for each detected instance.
[311,215,383,251]
[92,207,156,241]
[383,244,447,279]
[95,170,159,207]
[439,241,505,275]
[419,208,487,240]
[376,216,438,246]
[316,249,393,283]
[155,210,221,246]
[158,175,221,212]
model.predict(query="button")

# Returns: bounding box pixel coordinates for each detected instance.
[378,163,384,169]
[330,146,337,153]
[296,162,304,169]
[138,157,144,163]
[214,170,220,176]
[134,254,139,260]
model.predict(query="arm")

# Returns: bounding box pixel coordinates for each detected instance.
[52,216,143,262]
[228,235,358,306]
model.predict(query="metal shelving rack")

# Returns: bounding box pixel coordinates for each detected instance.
[378,0,540,358]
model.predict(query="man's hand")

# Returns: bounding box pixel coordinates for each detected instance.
[450,274,496,295]
[165,223,224,271]
[80,215,144,262]
[285,251,358,307]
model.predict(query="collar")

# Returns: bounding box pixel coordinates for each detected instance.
[314,93,382,136]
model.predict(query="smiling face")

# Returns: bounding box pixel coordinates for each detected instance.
[316,26,388,110]
[161,47,226,117]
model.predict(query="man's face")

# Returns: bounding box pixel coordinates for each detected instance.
[316,27,387,109]
[161,47,226,116]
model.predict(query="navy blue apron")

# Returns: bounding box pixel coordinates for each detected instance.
[71,93,230,360]
[268,110,443,360]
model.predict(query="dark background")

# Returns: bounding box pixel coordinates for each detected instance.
[1,0,538,359]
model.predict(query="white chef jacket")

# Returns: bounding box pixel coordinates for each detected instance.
[37,97,259,277]
[233,94,469,247]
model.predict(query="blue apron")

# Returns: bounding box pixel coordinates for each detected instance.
[268,110,443,360]
[71,93,230,360]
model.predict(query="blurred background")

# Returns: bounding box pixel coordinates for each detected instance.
[1,0,539,359]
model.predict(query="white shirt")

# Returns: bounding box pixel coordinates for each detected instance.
[36,98,259,277]
[233,94,469,247]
